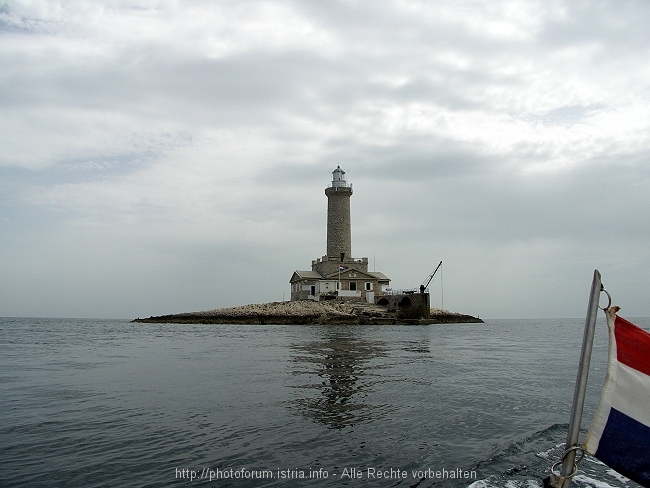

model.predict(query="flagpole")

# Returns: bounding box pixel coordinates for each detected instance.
[338,252,345,298]
[338,265,341,294]
[559,269,602,488]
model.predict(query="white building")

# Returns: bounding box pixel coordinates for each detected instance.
[289,167,390,303]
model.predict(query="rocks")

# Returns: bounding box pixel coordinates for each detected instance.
[132,301,483,325]
[429,308,483,324]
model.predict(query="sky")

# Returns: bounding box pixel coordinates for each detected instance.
[1,0,650,319]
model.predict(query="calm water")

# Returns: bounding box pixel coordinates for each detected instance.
[1,316,647,487]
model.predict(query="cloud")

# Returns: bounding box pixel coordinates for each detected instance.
[1,0,650,318]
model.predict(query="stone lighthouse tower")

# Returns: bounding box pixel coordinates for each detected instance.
[325,165,352,261]
[289,166,391,302]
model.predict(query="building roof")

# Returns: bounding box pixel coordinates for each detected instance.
[289,270,324,283]
[321,268,389,281]
[367,271,390,281]
[291,269,391,283]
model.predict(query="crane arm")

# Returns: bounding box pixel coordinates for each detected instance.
[421,261,443,291]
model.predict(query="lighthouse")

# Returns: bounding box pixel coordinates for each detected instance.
[325,165,352,261]
[289,166,390,302]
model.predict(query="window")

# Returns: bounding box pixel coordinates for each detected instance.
[349,282,357,291]
[310,285,316,296]
[365,282,373,291]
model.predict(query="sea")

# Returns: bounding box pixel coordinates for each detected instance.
[1,316,647,488]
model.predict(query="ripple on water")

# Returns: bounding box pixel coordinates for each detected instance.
[1,318,645,487]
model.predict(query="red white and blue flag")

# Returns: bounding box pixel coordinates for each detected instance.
[583,307,650,487]
[339,265,345,271]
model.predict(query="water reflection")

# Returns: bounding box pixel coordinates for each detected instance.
[289,329,393,429]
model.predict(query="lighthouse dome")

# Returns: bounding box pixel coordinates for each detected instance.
[331,165,348,188]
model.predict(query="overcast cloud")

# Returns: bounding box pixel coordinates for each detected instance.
[2,0,650,319]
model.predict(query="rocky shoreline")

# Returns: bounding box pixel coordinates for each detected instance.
[132,301,483,325]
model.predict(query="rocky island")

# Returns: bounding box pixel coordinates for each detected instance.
[133,169,485,326]
[132,300,483,325]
